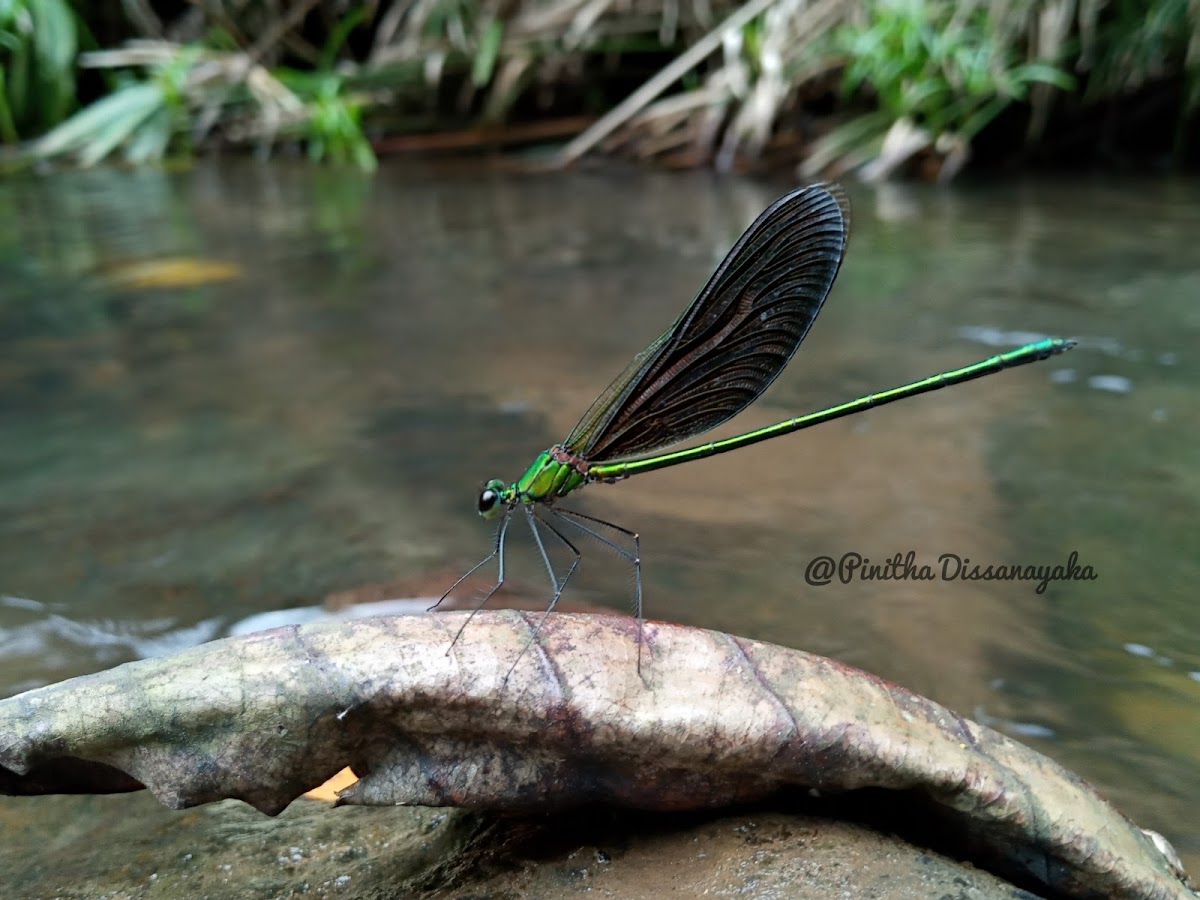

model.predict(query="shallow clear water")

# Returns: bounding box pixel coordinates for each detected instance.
[1,163,1197,867]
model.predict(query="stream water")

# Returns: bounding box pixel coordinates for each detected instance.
[1,162,1197,871]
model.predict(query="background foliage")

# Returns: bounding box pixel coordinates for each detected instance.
[2,0,1197,174]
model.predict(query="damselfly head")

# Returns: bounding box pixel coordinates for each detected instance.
[477,479,509,518]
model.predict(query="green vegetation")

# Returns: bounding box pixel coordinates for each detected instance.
[1,0,1197,176]
[822,0,1073,178]
[28,41,377,169]
[0,0,78,142]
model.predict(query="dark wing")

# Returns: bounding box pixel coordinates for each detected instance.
[563,182,850,462]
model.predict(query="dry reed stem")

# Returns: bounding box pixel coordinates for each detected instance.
[554,0,847,166]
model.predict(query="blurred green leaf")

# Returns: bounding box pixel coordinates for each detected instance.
[0,0,78,136]
[472,18,502,87]
[31,0,74,75]
[834,0,1075,166]
[0,62,16,142]
[320,8,369,73]
[35,81,163,160]
[122,105,173,164]
[298,73,377,172]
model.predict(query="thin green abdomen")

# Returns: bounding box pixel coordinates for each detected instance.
[588,338,1073,481]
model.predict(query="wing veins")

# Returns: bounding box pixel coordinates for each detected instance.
[563,183,849,461]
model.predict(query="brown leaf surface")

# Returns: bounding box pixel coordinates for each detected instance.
[0,612,1193,900]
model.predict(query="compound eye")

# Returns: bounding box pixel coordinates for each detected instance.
[477,479,508,518]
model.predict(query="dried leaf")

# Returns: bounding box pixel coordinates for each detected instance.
[0,612,1192,900]
[99,256,242,289]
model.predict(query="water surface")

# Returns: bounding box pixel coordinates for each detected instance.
[1,162,1197,868]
